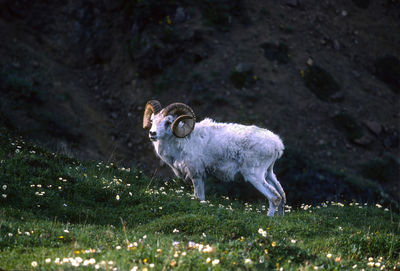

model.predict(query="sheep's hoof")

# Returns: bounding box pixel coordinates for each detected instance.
[277,202,285,216]
[267,212,275,217]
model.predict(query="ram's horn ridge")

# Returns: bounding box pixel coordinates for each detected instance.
[143,100,162,129]
[164,103,196,138]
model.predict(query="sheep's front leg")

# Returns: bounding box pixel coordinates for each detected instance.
[191,178,205,201]
[172,167,183,179]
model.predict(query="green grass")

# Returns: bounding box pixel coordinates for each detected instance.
[0,128,399,270]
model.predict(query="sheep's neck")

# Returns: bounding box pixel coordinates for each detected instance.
[153,137,182,166]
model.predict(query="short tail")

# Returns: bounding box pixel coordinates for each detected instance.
[276,137,284,159]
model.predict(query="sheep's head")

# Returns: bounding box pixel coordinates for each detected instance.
[143,100,196,141]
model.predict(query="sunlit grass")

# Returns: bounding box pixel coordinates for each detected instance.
[0,128,399,270]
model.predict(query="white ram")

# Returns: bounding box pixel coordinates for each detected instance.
[143,100,286,216]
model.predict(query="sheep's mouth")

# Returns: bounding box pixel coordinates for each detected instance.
[149,136,158,142]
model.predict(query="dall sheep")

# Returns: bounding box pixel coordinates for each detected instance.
[143,100,286,216]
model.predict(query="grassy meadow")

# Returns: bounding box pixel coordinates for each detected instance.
[0,129,399,270]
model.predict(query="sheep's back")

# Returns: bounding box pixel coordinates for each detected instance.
[188,119,284,170]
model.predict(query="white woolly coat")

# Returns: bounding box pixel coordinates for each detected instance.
[153,118,284,182]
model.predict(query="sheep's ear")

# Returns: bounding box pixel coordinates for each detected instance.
[171,115,195,138]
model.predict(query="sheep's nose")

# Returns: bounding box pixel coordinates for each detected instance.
[149,131,157,141]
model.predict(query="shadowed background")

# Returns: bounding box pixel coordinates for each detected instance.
[0,0,399,207]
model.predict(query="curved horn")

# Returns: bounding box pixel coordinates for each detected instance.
[143,100,162,129]
[163,103,196,138]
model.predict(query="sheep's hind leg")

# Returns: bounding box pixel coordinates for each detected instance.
[265,162,286,216]
[244,173,281,217]
[191,178,205,201]
[266,173,286,216]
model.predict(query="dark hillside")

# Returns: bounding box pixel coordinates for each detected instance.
[0,0,399,205]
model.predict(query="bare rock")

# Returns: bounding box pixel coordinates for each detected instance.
[352,70,361,78]
[7,0,34,18]
[174,7,186,23]
[333,40,340,50]
[32,61,40,68]
[353,134,374,146]
[110,112,118,119]
[235,63,252,73]
[384,134,399,149]
[374,55,400,93]
[102,0,124,11]
[352,0,370,9]
[285,0,300,7]
[363,120,382,135]
[12,61,21,68]
[330,91,345,102]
